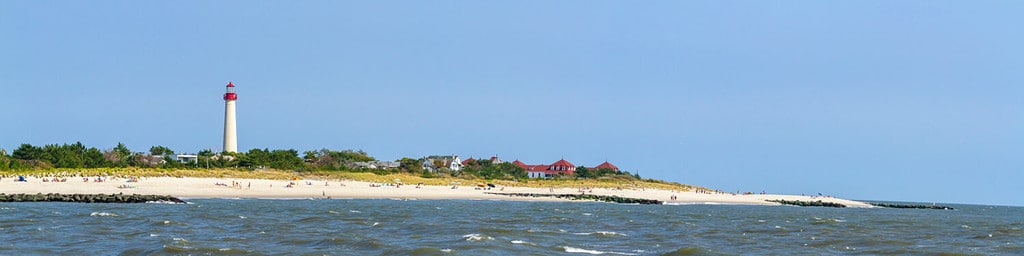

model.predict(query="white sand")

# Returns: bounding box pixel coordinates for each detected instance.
[0,176,870,207]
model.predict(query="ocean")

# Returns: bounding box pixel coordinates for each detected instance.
[1,199,1021,255]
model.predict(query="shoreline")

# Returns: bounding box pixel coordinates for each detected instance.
[0,176,871,207]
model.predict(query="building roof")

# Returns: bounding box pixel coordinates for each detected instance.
[512,160,527,168]
[461,157,475,165]
[549,159,575,168]
[594,161,619,171]
[226,81,235,87]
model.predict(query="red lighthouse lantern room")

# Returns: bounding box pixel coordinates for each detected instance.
[224,82,238,100]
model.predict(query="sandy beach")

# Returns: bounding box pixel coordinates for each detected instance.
[0,176,870,207]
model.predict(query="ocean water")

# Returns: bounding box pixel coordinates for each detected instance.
[1,199,1022,255]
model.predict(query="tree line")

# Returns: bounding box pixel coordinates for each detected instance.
[0,142,639,181]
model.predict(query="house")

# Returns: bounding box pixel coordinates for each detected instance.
[422,155,463,173]
[421,158,435,172]
[488,155,503,164]
[354,161,401,169]
[591,161,620,172]
[174,154,198,164]
[515,159,577,179]
[461,155,502,165]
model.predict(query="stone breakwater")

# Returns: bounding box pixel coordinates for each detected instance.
[767,199,847,208]
[0,193,185,203]
[869,202,955,210]
[485,192,663,205]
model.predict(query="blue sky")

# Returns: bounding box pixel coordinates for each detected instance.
[2,1,1021,206]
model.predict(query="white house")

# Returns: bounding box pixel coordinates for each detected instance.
[354,161,401,169]
[422,155,462,173]
[174,154,198,164]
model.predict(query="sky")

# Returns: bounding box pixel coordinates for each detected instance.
[1,1,1021,206]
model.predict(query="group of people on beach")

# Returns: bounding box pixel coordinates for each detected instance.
[694,188,721,195]
[215,181,251,190]
[369,183,396,188]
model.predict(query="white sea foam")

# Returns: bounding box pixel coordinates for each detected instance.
[562,246,638,255]
[573,231,626,236]
[583,213,593,216]
[146,200,186,204]
[372,222,380,227]
[440,249,452,253]
[90,212,118,217]
[462,234,494,241]
[350,210,361,213]
[511,240,536,246]
[150,234,159,237]
[238,215,247,219]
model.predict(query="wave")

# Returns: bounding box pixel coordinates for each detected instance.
[573,231,626,237]
[90,212,118,217]
[462,234,494,241]
[145,200,188,204]
[511,240,537,246]
[562,246,638,255]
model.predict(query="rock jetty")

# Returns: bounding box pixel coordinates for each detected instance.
[767,199,847,208]
[0,193,185,203]
[869,202,954,210]
[486,192,663,205]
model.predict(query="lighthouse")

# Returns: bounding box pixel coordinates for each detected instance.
[223,82,238,153]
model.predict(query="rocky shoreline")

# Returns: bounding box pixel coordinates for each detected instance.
[0,193,186,204]
[485,192,664,204]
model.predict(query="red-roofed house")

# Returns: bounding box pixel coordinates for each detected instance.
[519,159,577,178]
[592,161,620,172]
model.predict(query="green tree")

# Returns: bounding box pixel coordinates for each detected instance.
[149,146,175,156]
[12,144,43,161]
[268,149,303,170]
[397,157,423,174]
[595,167,617,177]
[241,148,271,168]
[574,167,594,179]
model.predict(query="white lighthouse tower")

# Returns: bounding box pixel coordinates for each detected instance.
[223,81,238,153]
